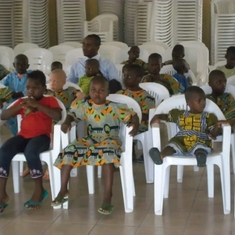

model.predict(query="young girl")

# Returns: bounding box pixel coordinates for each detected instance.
[149,86,224,167]
[52,76,139,215]
[0,70,61,213]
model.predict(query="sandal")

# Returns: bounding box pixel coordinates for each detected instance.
[51,196,69,207]
[0,203,8,214]
[195,150,207,167]
[149,148,163,165]
[24,190,48,210]
[98,204,114,215]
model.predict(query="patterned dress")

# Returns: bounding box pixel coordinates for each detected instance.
[142,73,184,95]
[0,87,12,102]
[54,99,135,168]
[116,89,155,133]
[166,109,218,155]
[206,93,235,120]
[121,59,148,74]
[0,65,10,80]
[45,87,78,111]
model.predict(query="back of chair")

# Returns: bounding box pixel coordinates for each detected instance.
[59,41,82,48]
[14,43,39,56]
[107,94,142,123]
[139,82,170,107]
[102,41,128,49]
[115,64,124,81]
[65,48,85,66]
[99,45,125,64]
[49,45,74,64]
[0,46,14,64]
[139,45,166,57]
[0,53,11,70]
[63,82,82,91]
[227,75,235,86]
[141,41,170,50]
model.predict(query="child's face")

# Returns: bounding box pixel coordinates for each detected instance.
[123,69,140,88]
[209,75,226,96]
[187,93,206,114]
[148,58,162,75]
[89,81,108,104]
[26,79,46,100]
[49,73,66,92]
[226,53,235,67]
[13,58,29,74]
[128,47,140,61]
[172,51,184,61]
[85,63,99,77]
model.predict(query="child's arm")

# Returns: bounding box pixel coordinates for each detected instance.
[128,114,139,136]
[209,120,230,139]
[61,114,75,133]
[1,102,23,120]
[150,114,168,125]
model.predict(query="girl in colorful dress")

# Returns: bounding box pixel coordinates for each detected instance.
[149,86,225,167]
[52,76,139,215]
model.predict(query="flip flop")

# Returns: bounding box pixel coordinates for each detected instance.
[195,151,207,167]
[149,148,163,165]
[98,204,114,215]
[0,203,8,214]
[51,196,69,207]
[23,189,48,210]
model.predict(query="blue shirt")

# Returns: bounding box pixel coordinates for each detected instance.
[67,54,120,84]
[173,73,188,92]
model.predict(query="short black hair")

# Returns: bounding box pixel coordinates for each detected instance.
[208,70,226,83]
[148,53,162,62]
[27,70,46,86]
[51,61,63,70]
[173,59,186,73]
[86,34,101,46]
[226,46,235,56]
[129,46,139,51]
[90,75,109,88]
[86,58,99,68]
[185,86,205,101]
[15,54,28,63]
[122,64,144,77]
[172,44,185,57]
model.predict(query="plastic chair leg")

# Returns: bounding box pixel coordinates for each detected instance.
[12,161,20,193]
[97,166,102,178]
[86,166,95,194]
[70,168,77,177]
[207,164,214,198]
[19,161,24,176]
[177,165,184,183]
[231,135,235,174]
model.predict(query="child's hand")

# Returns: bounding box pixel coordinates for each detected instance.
[217,120,230,128]
[127,122,139,136]
[75,91,85,100]
[21,98,38,108]
[61,122,71,134]
[150,115,161,126]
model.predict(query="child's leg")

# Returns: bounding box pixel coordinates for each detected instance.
[149,146,176,165]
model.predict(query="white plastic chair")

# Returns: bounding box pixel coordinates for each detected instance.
[115,64,124,82]
[139,44,166,58]
[59,42,82,48]
[0,46,15,64]
[139,48,150,63]
[65,48,85,68]
[14,43,39,56]
[141,41,170,50]
[9,96,66,201]
[57,113,135,212]
[49,45,74,65]
[150,95,231,215]
[102,41,128,49]
[227,75,235,86]
[24,48,53,75]
[0,53,11,70]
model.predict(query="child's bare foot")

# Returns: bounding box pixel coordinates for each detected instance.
[22,167,30,178]
[43,169,50,181]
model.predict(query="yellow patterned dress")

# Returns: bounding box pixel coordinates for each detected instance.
[166,109,218,155]
[0,87,12,101]
[116,89,155,133]
[54,99,135,168]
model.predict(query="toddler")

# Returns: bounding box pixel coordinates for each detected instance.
[51,61,63,71]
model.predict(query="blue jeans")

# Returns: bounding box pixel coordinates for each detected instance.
[0,134,50,179]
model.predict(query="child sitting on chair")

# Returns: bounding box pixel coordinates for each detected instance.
[78,59,102,95]
[0,54,31,135]
[172,59,190,92]
[142,53,184,95]
[0,70,61,213]
[121,46,148,74]
[51,61,63,71]
[51,76,139,215]
[149,86,224,167]
[216,46,235,79]
[206,70,235,126]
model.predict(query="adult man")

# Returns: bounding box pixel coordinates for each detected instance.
[67,34,120,84]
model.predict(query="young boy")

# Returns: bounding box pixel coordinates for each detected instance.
[78,59,101,95]
[0,70,61,212]
[121,46,148,74]
[0,54,31,135]
[206,70,235,125]
[216,46,235,78]
[142,53,184,95]
[51,61,63,71]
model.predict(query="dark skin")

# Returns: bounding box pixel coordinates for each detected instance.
[82,37,100,58]
[128,46,140,63]
[0,78,61,211]
[225,52,235,69]
[53,80,139,212]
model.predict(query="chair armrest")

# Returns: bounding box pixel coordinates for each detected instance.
[221,123,231,160]
[151,123,161,149]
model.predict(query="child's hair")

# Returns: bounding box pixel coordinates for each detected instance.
[90,75,109,88]
[15,54,28,63]
[226,46,235,56]
[172,44,185,58]
[185,86,204,101]
[86,58,99,68]
[173,59,186,73]
[27,70,46,86]
[123,64,144,78]
[208,70,226,83]
[51,61,63,71]
[148,53,162,61]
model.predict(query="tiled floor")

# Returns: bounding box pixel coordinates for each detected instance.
[0,125,234,235]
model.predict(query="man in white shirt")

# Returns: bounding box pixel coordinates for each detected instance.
[67,34,120,84]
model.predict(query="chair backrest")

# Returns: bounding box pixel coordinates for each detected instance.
[0,46,15,64]
[0,83,5,88]
[139,82,170,107]
[65,48,85,66]
[227,75,235,86]
[162,47,172,62]
[49,45,74,64]
[214,60,226,68]
[23,48,53,75]
[139,44,166,57]
[107,94,142,123]
[141,41,170,50]
[14,43,39,56]
[59,41,82,48]
[139,48,150,63]
[46,82,82,92]
[115,64,124,81]
[102,41,128,49]
[0,53,11,70]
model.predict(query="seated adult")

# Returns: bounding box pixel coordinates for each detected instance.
[67,34,120,84]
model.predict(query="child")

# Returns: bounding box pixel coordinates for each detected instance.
[142,53,184,95]
[0,54,31,135]
[206,70,235,125]
[78,59,101,95]
[149,86,223,167]
[0,70,61,213]
[172,59,190,92]
[216,46,235,78]
[52,76,139,215]
[121,46,148,73]
[51,61,63,71]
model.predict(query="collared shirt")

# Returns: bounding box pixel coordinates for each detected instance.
[67,54,120,83]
